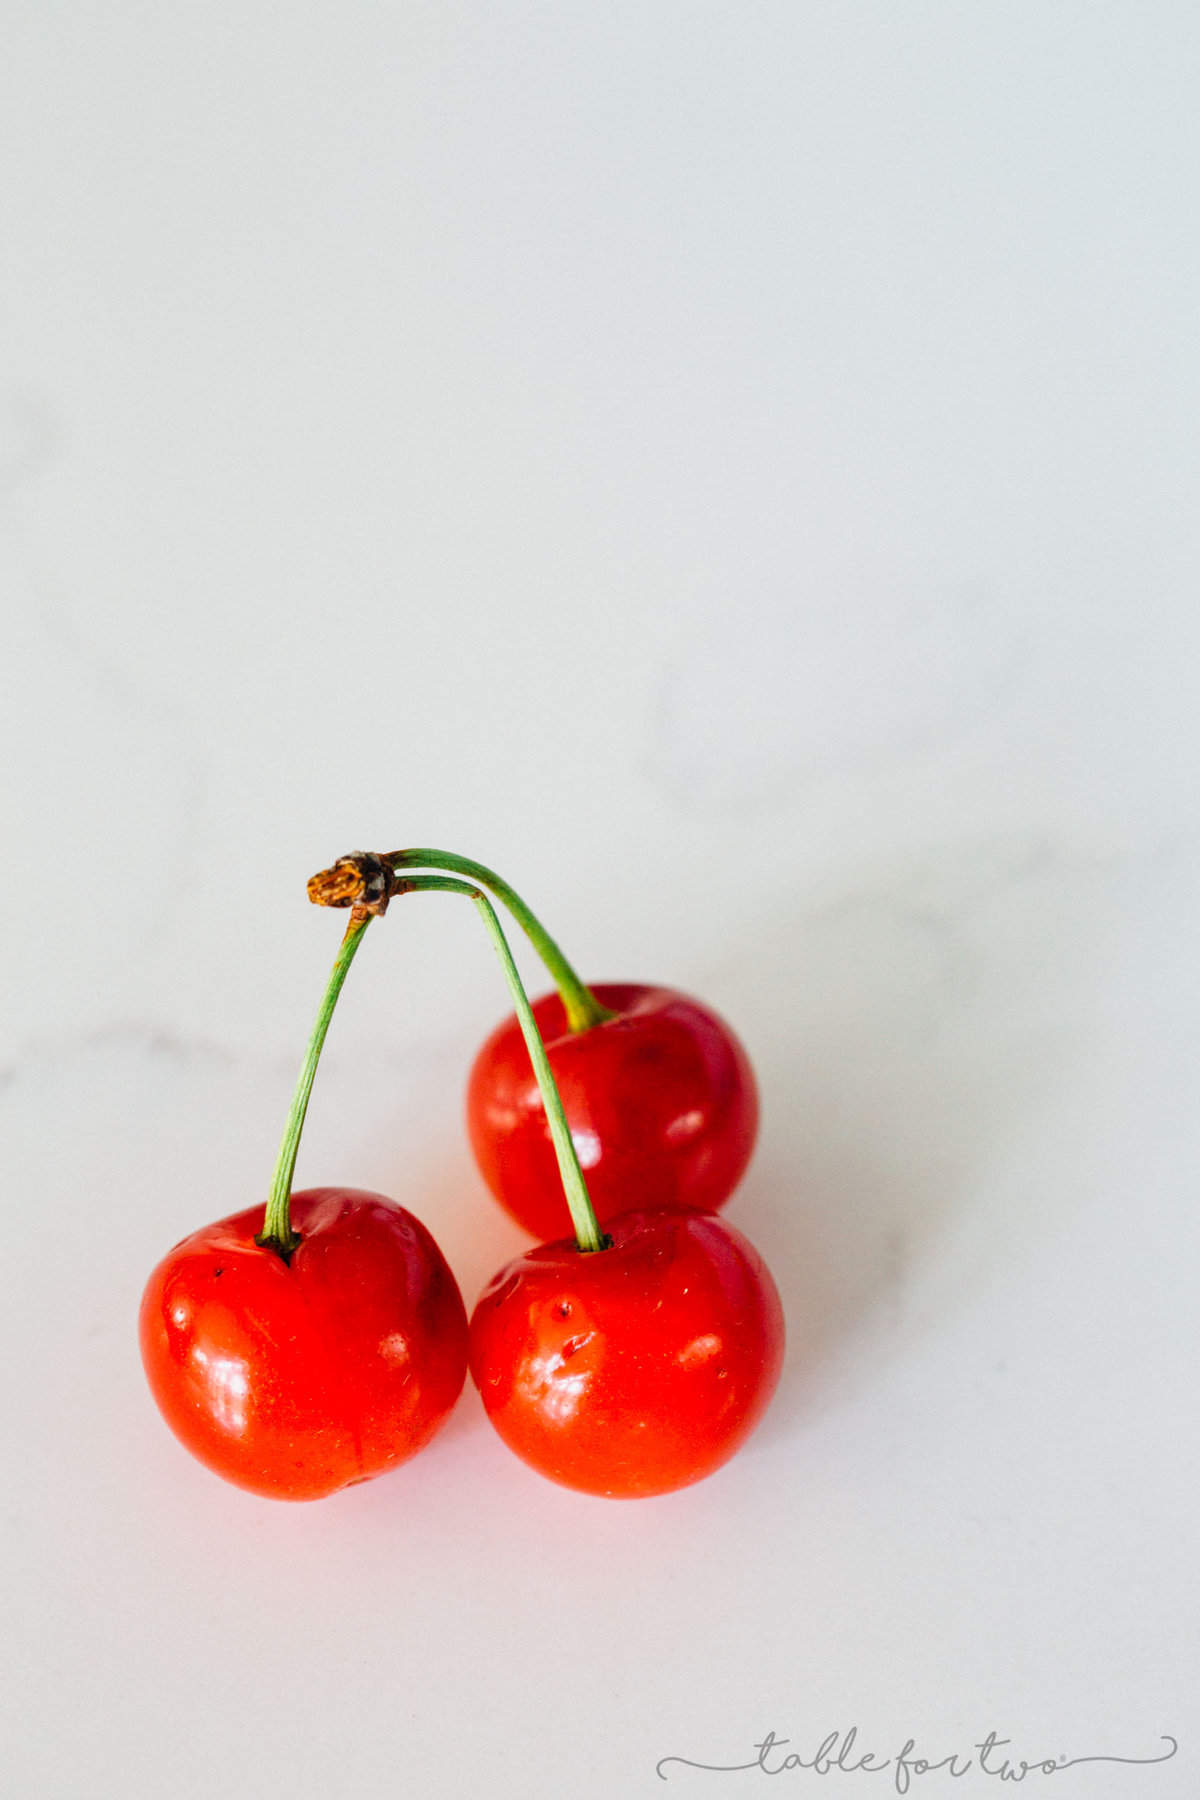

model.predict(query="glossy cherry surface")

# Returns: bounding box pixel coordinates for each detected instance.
[140,1187,468,1500]
[468,1207,785,1498]
[466,983,759,1240]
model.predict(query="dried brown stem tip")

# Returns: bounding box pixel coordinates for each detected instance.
[307,852,403,916]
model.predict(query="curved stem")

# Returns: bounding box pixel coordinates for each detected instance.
[388,848,614,1034]
[399,873,607,1254]
[257,910,372,1259]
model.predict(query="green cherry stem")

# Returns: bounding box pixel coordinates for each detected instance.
[397,873,608,1254]
[257,908,373,1259]
[387,848,614,1034]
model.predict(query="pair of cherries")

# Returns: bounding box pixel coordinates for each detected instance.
[139,850,785,1501]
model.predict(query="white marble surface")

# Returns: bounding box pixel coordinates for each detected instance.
[2,6,1197,1797]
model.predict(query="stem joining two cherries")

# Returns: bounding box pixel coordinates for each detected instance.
[258,855,609,1261]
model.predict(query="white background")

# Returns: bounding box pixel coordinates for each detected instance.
[2,5,1197,1796]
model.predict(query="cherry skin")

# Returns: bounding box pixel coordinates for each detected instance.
[466,983,759,1240]
[139,1187,468,1500]
[468,1207,785,1498]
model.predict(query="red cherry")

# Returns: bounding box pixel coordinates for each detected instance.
[468,1207,784,1498]
[140,1187,468,1500]
[466,983,759,1240]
